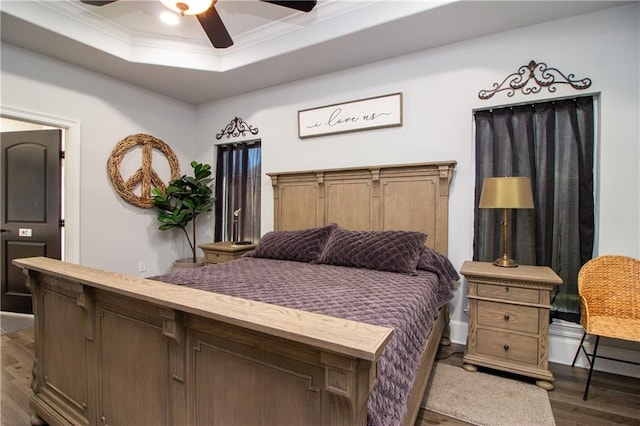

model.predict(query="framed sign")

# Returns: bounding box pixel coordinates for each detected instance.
[298,93,402,139]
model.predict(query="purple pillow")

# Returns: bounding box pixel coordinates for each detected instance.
[249,224,336,263]
[318,227,427,274]
[417,247,460,282]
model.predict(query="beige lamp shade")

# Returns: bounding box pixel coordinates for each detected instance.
[479,177,534,209]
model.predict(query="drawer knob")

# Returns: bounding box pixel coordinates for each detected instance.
[504,314,510,320]
[503,344,510,351]
[505,287,510,292]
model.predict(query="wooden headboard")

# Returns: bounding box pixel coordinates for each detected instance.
[268,161,456,255]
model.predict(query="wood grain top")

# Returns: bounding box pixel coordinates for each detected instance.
[460,261,563,285]
[198,241,257,253]
[266,160,457,177]
[13,257,393,361]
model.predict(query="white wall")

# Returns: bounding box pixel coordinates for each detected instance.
[196,4,640,372]
[1,43,203,276]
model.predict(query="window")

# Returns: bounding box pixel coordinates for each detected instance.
[214,141,261,243]
[473,96,595,322]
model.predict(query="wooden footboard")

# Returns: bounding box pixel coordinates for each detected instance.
[15,257,394,426]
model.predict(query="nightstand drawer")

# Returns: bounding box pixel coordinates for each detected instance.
[477,300,539,334]
[204,252,236,263]
[477,283,540,304]
[477,329,539,365]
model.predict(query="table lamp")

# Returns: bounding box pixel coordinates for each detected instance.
[479,176,534,267]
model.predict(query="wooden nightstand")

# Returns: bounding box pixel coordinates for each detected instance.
[198,241,257,265]
[460,261,562,390]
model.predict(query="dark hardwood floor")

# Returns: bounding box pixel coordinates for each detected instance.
[2,329,638,426]
[1,328,35,426]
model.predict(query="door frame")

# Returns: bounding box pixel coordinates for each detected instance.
[1,106,80,263]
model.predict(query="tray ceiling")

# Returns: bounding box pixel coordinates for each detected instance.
[0,0,628,104]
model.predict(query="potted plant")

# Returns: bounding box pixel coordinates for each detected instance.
[152,161,215,269]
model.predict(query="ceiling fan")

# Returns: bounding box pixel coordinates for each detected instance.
[79,0,317,49]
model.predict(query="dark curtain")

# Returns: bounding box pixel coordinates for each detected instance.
[214,141,261,243]
[473,97,594,319]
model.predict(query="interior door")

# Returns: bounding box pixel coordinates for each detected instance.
[1,129,62,313]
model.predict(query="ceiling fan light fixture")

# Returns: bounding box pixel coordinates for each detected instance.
[160,0,213,16]
[80,0,315,50]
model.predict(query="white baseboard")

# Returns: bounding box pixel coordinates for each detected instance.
[447,319,640,378]
[548,321,640,378]
[448,319,468,347]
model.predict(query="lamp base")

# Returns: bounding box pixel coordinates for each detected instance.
[493,255,519,268]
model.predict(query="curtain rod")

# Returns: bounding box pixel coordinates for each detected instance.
[215,139,261,148]
[472,92,599,114]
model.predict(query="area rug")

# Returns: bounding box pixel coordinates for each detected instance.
[422,363,555,426]
[1,312,34,335]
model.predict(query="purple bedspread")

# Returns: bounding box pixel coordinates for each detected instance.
[152,257,453,426]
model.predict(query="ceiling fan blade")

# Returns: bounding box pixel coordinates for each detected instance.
[197,4,233,49]
[79,0,119,6]
[261,1,317,13]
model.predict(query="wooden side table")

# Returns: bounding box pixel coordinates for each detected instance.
[198,241,257,265]
[460,261,562,390]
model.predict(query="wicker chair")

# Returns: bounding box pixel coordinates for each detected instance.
[571,255,640,400]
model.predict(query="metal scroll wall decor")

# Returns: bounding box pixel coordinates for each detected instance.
[108,133,181,209]
[216,117,259,140]
[478,60,592,100]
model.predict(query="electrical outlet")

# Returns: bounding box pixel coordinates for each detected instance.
[138,261,146,272]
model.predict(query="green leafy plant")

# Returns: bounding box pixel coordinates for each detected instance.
[152,161,215,263]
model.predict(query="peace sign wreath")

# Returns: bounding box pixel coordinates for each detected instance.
[108,133,181,209]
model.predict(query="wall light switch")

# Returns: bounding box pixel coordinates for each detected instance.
[18,228,32,237]
[138,261,146,272]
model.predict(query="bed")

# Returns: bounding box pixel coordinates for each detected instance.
[14,161,456,426]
